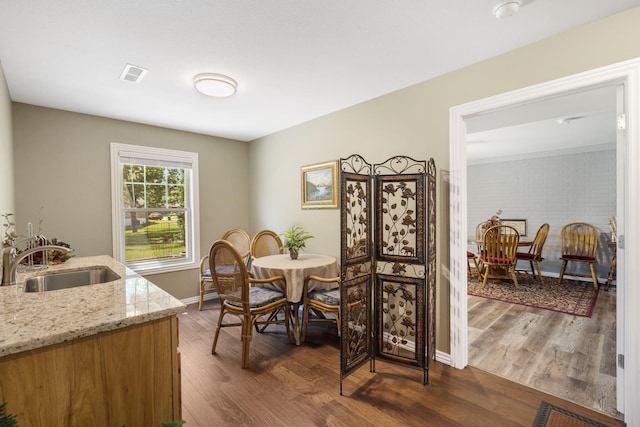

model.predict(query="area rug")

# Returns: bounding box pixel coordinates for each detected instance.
[532,401,611,427]
[468,274,599,317]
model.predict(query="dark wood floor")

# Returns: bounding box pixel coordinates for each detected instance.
[178,301,625,427]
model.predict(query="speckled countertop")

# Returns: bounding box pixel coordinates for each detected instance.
[0,255,186,357]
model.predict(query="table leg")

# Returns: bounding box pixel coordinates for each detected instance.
[291,302,302,346]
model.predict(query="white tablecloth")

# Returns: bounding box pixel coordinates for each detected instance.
[251,253,339,303]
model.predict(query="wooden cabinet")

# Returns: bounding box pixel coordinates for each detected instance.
[0,316,181,427]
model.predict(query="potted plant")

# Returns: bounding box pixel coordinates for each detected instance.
[281,225,314,259]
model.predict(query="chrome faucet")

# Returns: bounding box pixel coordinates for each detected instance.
[1,245,74,286]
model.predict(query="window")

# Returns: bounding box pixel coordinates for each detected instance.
[110,143,200,274]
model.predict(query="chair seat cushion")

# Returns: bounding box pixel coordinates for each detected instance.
[516,252,535,260]
[226,287,285,309]
[203,264,237,277]
[308,288,340,306]
[562,254,596,261]
[467,251,476,258]
[480,256,511,264]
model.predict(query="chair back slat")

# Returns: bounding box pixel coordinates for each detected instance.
[560,222,598,258]
[529,223,550,258]
[482,225,519,264]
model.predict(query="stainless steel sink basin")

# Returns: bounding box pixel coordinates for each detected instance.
[23,267,121,292]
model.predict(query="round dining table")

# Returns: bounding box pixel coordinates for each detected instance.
[251,253,339,302]
[251,253,340,345]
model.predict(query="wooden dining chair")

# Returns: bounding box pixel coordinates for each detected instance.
[515,223,549,284]
[558,222,599,288]
[301,275,340,343]
[250,229,284,259]
[198,228,251,310]
[209,239,293,368]
[479,225,520,290]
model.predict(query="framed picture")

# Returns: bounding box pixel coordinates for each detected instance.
[501,219,527,237]
[301,160,339,209]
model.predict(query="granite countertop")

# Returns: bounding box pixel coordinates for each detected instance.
[0,255,186,357]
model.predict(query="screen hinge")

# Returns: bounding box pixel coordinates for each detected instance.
[617,114,626,130]
[618,354,624,369]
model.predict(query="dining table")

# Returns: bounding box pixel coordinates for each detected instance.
[251,253,340,345]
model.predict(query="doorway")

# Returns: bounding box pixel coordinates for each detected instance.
[448,58,640,426]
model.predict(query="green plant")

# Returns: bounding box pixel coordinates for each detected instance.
[0,402,19,427]
[281,225,314,252]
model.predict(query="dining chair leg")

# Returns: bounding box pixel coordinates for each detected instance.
[241,317,252,369]
[301,304,309,343]
[533,260,544,285]
[558,260,568,285]
[284,303,294,344]
[589,263,599,289]
[481,267,490,288]
[510,268,519,290]
[199,280,205,311]
[211,308,226,354]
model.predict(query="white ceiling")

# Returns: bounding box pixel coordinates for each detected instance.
[466,84,619,163]
[1,0,639,142]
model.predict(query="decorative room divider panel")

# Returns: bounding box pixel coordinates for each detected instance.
[339,154,436,394]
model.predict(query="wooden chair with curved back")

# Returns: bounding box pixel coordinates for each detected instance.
[250,229,284,259]
[515,223,550,284]
[209,239,292,368]
[479,224,520,290]
[558,222,599,288]
[198,228,251,311]
[301,275,340,343]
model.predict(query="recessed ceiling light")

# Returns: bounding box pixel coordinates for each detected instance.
[193,73,237,97]
[492,0,521,20]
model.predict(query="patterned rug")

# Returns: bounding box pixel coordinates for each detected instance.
[532,401,611,427]
[468,274,599,317]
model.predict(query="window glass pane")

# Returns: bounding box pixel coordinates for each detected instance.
[125,210,186,263]
[123,164,144,183]
[146,184,167,208]
[146,166,166,184]
[123,184,146,208]
[168,185,185,208]
[167,168,184,185]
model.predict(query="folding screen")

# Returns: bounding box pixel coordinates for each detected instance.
[339,154,436,393]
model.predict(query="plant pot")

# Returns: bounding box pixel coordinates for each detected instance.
[289,249,299,260]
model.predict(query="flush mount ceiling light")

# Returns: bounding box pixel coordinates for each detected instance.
[193,73,237,97]
[492,0,522,20]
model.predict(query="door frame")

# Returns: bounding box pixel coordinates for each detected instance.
[449,58,640,425]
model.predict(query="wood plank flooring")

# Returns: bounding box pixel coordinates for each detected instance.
[178,301,624,427]
[468,283,620,420]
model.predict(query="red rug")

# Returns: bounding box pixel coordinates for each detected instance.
[468,274,599,318]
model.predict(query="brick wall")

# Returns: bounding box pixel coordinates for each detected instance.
[468,149,616,280]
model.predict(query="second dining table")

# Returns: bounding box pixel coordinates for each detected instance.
[251,252,340,345]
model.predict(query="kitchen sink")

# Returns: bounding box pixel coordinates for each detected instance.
[23,267,121,292]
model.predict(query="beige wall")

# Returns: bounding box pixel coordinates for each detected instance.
[11,104,250,299]
[249,7,640,352]
[0,62,13,217]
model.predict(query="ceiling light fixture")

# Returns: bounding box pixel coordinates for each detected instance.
[492,0,521,20]
[193,73,237,97]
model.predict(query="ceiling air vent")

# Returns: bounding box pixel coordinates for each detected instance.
[119,63,148,83]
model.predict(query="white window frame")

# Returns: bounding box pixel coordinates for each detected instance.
[110,142,200,274]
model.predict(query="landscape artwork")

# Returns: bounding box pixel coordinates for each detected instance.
[301,161,338,209]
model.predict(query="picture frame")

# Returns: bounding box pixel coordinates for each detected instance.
[501,219,527,237]
[301,160,339,209]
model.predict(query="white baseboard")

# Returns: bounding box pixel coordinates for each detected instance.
[180,292,218,307]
